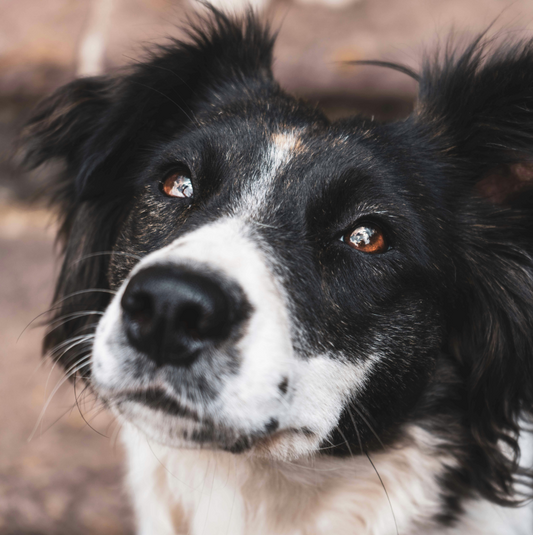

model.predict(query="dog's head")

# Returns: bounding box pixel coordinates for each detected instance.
[23,10,533,504]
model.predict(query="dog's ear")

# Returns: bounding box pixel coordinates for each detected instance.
[20,8,274,371]
[23,8,274,201]
[415,36,533,503]
[21,75,126,373]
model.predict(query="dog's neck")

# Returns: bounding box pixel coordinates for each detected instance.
[122,424,457,535]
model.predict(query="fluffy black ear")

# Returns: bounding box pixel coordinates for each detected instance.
[20,8,275,372]
[21,75,125,374]
[416,35,533,503]
[23,8,274,201]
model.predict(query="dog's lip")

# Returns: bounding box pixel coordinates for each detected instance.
[115,388,202,423]
[109,389,318,453]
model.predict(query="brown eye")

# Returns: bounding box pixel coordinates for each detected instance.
[343,224,388,254]
[162,172,194,199]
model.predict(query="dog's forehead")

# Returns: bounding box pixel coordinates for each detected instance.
[219,119,393,219]
[193,112,380,187]
[157,102,409,229]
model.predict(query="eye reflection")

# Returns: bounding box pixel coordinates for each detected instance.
[343,224,388,254]
[162,173,194,199]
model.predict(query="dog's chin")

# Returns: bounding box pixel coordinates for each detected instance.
[250,429,322,460]
[106,394,321,460]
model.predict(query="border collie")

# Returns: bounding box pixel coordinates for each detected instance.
[22,8,533,534]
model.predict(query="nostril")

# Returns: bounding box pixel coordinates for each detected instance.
[175,304,204,340]
[121,287,159,352]
[122,291,154,326]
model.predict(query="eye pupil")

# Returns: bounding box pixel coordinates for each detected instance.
[162,174,193,199]
[344,224,388,254]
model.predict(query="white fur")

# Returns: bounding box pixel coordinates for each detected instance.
[438,499,533,535]
[123,424,455,535]
[123,423,533,535]
[236,132,301,218]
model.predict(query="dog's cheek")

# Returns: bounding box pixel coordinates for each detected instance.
[312,301,443,453]
[108,190,189,290]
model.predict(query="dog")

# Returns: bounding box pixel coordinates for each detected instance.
[22,8,533,534]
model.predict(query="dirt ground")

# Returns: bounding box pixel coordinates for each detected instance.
[0,206,134,535]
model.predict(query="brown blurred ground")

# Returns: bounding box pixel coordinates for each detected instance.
[0,206,134,534]
[2,0,533,533]
[4,0,533,100]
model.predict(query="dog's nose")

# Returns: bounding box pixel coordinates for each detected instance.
[121,265,245,366]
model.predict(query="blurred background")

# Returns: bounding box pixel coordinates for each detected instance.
[2,0,533,533]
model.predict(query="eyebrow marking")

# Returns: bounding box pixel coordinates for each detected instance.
[237,130,304,218]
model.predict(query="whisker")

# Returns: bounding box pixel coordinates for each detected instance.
[122,51,203,128]
[279,458,346,473]
[72,250,142,267]
[51,322,100,340]
[73,375,109,438]
[349,401,385,449]
[346,406,364,455]
[28,329,96,385]
[29,355,92,442]
[315,441,350,451]
[110,419,124,451]
[130,80,199,126]
[44,335,94,394]
[48,310,104,330]
[337,426,354,458]
[346,407,399,535]
[18,288,116,341]
[251,220,280,230]
[47,334,95,357]
[35,399,81,437]
[365,451,399,535]
[46,311,104,334]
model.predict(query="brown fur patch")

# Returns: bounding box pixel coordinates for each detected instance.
[271,131,305,157]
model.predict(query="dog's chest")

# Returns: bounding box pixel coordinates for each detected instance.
[122,424,470,535]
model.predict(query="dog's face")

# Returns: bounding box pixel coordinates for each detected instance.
[93,99,448,456]
[23,9,533,502]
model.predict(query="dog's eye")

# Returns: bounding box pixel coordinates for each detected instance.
[342,224,388,254]
[161,171,193,199]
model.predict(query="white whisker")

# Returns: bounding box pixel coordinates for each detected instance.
[44,335,95,395]
[29,355,93,442]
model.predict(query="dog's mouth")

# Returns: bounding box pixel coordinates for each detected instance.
[120,388,203,423]
[109,387,286,452]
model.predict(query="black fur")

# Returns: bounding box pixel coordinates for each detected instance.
[22,8,533,529]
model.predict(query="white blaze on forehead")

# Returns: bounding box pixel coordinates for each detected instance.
[238,130,303,217]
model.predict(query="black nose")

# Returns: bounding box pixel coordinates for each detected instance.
[121,265,247,366]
